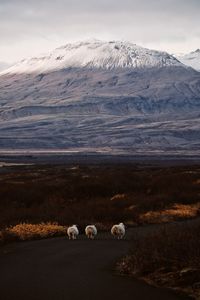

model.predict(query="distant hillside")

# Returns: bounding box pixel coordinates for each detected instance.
[0,40,200,154]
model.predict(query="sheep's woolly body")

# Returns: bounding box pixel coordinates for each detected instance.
[67,225,79,240]
[111,223,125,239]
[85,225,97,239]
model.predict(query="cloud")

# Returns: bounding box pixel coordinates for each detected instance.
[0,0,200,62]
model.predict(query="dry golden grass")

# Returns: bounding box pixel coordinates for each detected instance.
[140,203,200,224]
[6,222,67,241]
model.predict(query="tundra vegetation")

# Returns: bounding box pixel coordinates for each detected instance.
[117,218,200,299]
[0,163,200,243]
[0,163,200,298]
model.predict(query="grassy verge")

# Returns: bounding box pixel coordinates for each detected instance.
[117,219,200,299]
[0,222,67,244]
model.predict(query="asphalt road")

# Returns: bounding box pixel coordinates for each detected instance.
[0,229,191,300]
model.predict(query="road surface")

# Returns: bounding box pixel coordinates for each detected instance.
[0,229,191,300]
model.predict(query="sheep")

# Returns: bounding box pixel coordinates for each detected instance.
[85,225,97,239]
[111,223,125,239]
[67,225,79,240]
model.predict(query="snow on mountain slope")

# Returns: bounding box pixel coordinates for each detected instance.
[177,49,200,71]
[1,39,182,74]
[0,40,200,154]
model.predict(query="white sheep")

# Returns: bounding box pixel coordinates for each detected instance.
[111,223,125,239]
[67,225,79,240]
[85,225,97,239]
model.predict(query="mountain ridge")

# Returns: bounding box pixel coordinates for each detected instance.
[0,40,200,154]
[177,49,200,71]
[1,40,183,74]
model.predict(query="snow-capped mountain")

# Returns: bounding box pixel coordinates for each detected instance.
[2,39,182,74]
[0,40,200,155]
[177,49,200,71]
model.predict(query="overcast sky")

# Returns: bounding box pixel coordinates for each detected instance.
[0,0,200,63]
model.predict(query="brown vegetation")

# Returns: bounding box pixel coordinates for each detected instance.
[140,203,200,223]
[117,219,200,299]
[0,222,67,244]
[1,163,200,297]
[1,164,200,231]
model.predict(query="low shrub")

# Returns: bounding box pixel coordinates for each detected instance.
[117,219,200,298]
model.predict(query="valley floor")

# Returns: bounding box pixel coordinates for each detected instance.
[0,160,200,299]
[0,226,191,300]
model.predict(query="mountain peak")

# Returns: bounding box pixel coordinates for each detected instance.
[1,39,182,75]
[177,49,200,71]
[0,40,199,153]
